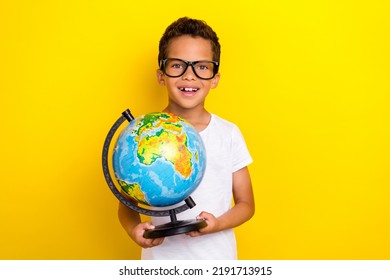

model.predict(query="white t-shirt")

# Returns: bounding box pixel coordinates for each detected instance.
[141,114,253,260]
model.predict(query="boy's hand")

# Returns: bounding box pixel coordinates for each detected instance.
[186,211,219,237]
[130,222,164,248]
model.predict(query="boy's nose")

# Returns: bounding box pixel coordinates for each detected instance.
[181,66,196,80]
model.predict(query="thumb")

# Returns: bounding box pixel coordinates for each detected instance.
[141,222,155,231]
[196,211,212,221]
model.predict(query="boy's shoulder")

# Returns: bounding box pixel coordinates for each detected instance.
[208,113,243,137]
[210,113,238,130]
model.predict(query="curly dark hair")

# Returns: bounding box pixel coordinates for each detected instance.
[158,17,221,66]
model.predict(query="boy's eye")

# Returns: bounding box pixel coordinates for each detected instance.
[171,63,183,69]
[196,64,209,70]
[167,61,185,69]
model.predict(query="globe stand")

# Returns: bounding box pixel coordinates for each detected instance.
[143,202,207,239]
[102,109,207,239]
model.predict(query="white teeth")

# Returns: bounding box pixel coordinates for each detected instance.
[180,87,198,92]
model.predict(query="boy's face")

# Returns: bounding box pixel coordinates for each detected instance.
[156,35,220,112]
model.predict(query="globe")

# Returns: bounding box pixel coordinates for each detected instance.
[112,112,206,208]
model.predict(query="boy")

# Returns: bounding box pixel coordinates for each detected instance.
[118,17,254,259]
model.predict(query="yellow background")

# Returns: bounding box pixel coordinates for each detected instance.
[1,0,389,259]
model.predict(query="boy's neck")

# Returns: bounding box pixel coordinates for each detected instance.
[163,106,211,132]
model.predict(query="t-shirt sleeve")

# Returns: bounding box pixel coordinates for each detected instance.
[231,124,253,172]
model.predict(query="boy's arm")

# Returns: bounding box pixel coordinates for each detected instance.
[118,199,165,248]
[188,166,255,236]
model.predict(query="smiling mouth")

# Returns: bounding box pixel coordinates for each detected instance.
[179,87,199,93]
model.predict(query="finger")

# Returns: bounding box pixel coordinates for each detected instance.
[151,237,164,246]
[186,230,202,237]
[142,239,156,249]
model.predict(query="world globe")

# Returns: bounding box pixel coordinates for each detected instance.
[112,112,206,208]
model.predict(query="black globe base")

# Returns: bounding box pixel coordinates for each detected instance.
[143,219,207,239]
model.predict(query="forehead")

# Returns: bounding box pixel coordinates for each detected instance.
[167,35,213,60]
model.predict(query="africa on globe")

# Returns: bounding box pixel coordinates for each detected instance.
[112,112,206,207]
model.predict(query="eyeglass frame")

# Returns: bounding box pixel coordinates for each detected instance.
[159,58,220,80]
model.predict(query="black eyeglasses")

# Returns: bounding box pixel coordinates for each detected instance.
[160,58,219,80]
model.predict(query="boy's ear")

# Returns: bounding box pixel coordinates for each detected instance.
[156,69,165,86]
[210,73,220,89]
